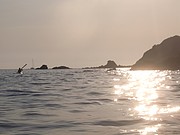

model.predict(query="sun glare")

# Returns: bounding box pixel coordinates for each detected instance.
[113,70,180,134]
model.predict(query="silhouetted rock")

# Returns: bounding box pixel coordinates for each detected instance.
[99,60,118,68]
[52,66,70,69]
[131,35,180,70]
[36,65,48,70]
[83,60,131,69]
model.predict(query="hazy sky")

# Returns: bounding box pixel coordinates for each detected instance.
[1,0,180,69]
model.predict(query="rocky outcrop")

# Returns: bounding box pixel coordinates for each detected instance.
[52,66,70,69]
[36,65,48,70]
[131,35,180,70]
[84,60,131,69]
[98,60,118,68]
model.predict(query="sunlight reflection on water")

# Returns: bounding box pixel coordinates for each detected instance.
[113,69,180,135]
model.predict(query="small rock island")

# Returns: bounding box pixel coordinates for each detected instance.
[131,35,180,70]
[98,60,118,68]
[84,60,130,69]
[36,65,48,70]
[52,66,70,69]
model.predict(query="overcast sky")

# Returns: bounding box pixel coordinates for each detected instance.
[1,0,180,69]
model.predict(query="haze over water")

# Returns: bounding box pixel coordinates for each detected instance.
[0,68,180,135]
[1,0,180,68]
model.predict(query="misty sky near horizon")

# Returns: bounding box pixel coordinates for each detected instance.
[1,0,180,69]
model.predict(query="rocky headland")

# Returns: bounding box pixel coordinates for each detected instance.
[131,35,180,70]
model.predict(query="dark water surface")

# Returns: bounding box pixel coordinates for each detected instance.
[0,69,180,135]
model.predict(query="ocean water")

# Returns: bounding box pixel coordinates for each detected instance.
[0,68,180,135]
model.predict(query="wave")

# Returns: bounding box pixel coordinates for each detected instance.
[86,91,104,96]
[74,101,102,105]
[93,119,143,127]
[22,112,54,117]
[88,98,113,103]
[30,82,51,85]
[0,121,29,129]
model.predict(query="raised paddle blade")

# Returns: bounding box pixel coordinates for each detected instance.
[22,64,27,69]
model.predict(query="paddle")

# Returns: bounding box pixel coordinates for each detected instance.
[21,64,27,69]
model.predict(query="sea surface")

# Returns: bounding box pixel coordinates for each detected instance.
[0,68,180,135]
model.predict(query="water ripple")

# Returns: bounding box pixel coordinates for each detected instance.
[93,119,144,127]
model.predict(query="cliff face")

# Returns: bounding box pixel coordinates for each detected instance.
[131,35,180,70]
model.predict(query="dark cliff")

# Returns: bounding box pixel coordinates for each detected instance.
[131,35,180,70]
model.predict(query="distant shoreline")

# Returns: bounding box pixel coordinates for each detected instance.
[33,60,132,70]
